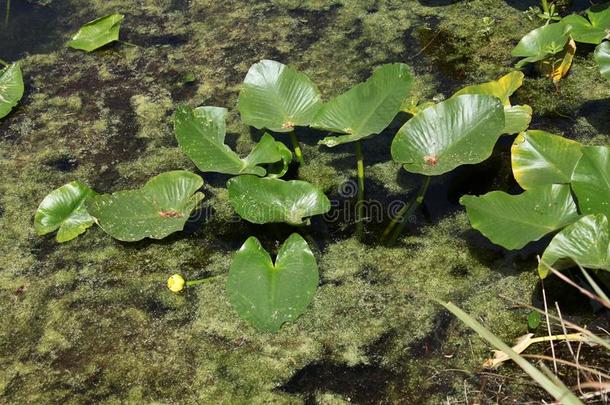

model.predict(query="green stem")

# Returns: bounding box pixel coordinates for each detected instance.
[118,40,138,48]
[4,0,9,27]
[354,140,365,240]
[0,58,8,67]
[289,131,304,164]
[382,176,431,245]
[186,275,217,287]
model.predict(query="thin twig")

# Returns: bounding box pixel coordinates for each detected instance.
[541,279,558,374]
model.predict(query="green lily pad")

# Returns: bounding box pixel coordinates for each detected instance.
[87,171,204,242]
[512,22,571,68]
[0,63,24,119]
[391,94,505,176]
[227,175,330,225]
[562,4,610,45]
[511,130,583,190]
[34,181,97,243]
[460,184,580,250]
[227,233,319,332]
[571,145,610,216]
[237,60,322,132]
[313,63,413,147]
[594,41,610,82]
[174,105,284,176]
[539,214,610,278]
[68,13,125,52]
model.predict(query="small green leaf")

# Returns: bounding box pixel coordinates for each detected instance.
[227,233,319,332]
[594,41,610,82]
[460,184,580,250]
[453,71,524,106]
[0,63,24,119]
[539,214,610,278]
[511,130,583,190]
[68,13,125,52]
[527,311,541,330]
[237,60,322,132]
[314,63,413,147]
[512,23,571,68]
[34,181,97,243]
[227,175,330,225]
[571,145,610,216]
[174,105,283,176]
[562,4,610,45]
[266,141,292,178]
[391,94,505,176]
[87,171,204,242]
[503,105,532,135]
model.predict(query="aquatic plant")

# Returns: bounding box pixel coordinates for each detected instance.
[226,233,319,332]
[562,4,610,45]
[174,105,290,176]
[512,22,570,69]
[312,63,412,239]
[227,175,330,225]
[67,13,125,52]
[0,62,24,119]
[594,41,610,82]
[237,60,322,164]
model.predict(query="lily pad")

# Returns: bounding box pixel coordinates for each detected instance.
[0,63,24,119]
[595,41,610,82]
[87,171,204,242]
[227,175,330,225]
[571,145,610,216]
[227,233,319,332]
[237,60,322,132]
[391,94,505,176]
[313,63,413,147]
[511,130,583,190]
[512,22,571,68]
[539,214,610,278]
[174,105,283,176]
[562,4,610,44]
[460,184,580,250]
[68,13,125,52]
[34,181,97,243]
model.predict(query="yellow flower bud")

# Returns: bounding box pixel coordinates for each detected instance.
[167,274,186,293]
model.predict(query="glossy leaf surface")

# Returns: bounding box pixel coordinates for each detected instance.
[595,41,610,82]
[0,63,24,119]
[512,23,570,68]
[453,71,524,106]
[68,13,125,52]
[562,4,610,44]
[571,145,610,216]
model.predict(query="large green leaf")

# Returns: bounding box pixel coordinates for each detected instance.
[313,63,413,147]
[87,171,204,242]
[453,71,524,106]
[594,41,610,82]
[0,63,24,119]
[511,130,583,190]
[227,233,319,332]
[562,4,610,45]
[460,184,580,250]
[34,181,97,243]
[227,175,330,225]
[237,60,322,132]
[539,214,610,277]
[67,13,125,52]
[174,105,284,176]
[512,23,571,68]
[391,94,505,176]
[571,145,610,216]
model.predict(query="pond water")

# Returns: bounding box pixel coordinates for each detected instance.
[0,0,608,403]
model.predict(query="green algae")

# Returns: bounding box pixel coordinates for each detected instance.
[1,0,609,403]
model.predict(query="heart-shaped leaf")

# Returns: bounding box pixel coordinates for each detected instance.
[313,63,413,147]
[34,181,97,243]
[539,214,610,278]
[237,60,322,132]
[512,23,571,68]
[511,130,583,190]
[453,71,524,106]
[227,233,319,332]
[227,175,330,225]
[87,171,204,242]
[0,63,24,119]
[562,4,610,44]
[174,105,283,176]
[460,184,580,250]
[391,94,505,176]
[594,41,610,82]
[571,145,610,216]
[67,13,125,52]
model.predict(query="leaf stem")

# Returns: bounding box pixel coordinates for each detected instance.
[355,140,365,240]
[186,275,217,287]
[289,131,304,164]
[382,176,431,245]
